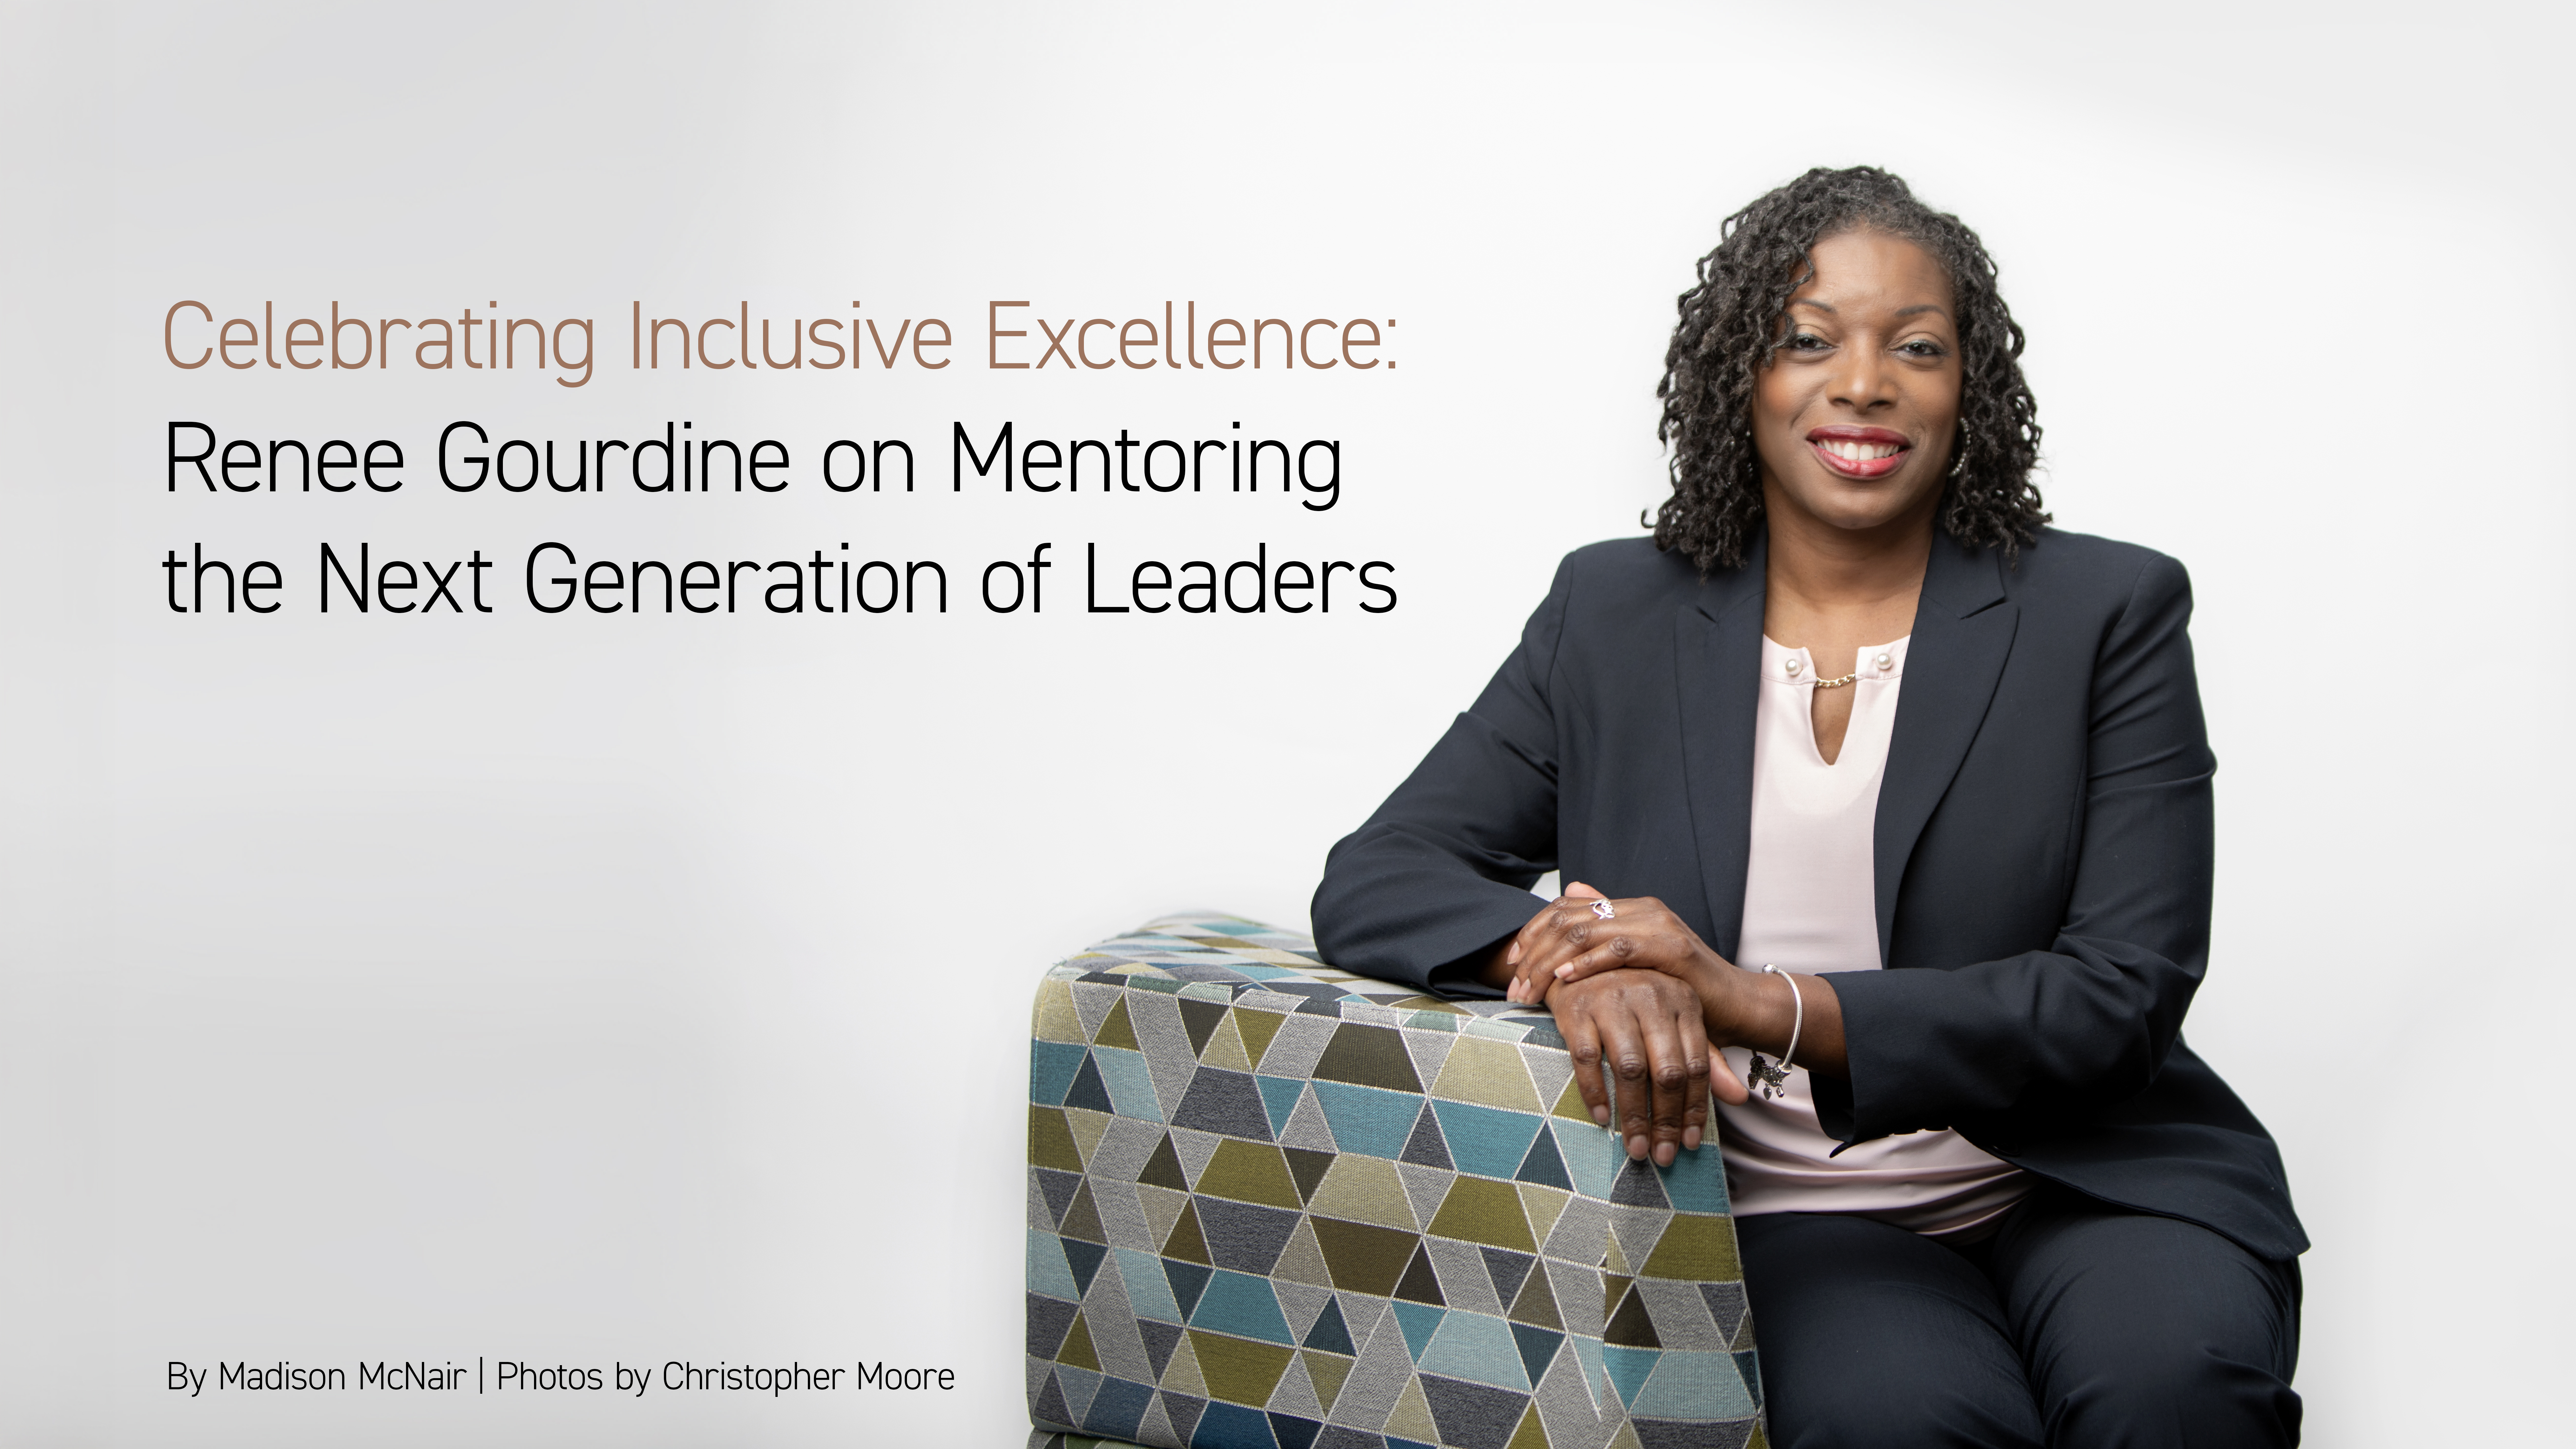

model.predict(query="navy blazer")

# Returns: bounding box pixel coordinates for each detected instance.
[1312,528,2305,1261]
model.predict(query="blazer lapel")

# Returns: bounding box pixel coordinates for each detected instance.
[1873,537,2019,967]
[1672,535,1768,961]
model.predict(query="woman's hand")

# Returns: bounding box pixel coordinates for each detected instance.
[1545,967,1737,1166]
[1502,882,1725,1007]
[1493,881,1851,1082]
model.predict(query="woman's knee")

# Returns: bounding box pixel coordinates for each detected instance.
[2042,1345,2301,1449]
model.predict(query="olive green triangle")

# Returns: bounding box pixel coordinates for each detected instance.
[1139,1133,1190,1191]
[1057,1182,1108,1245]
[1095,996,1140,1051]
[1163,1199,1213,1265]
[1301,1349,1353,1412]
[1601,1272,1634,1320]
[1639,1215,1740,1281]
[1058,1312,1101,1371]
[1505,1402,1551,1449]
[1509,1263,1562,1329]
[1552,1076,1595,1123]
[1235,1008,1288,1068]
[1030,1105,1084,1172]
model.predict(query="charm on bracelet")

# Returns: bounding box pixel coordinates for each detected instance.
[1751,964,1805,1102]
[1748,1052,1790,1101]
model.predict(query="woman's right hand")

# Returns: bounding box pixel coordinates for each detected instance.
[1543,967,1728,1167]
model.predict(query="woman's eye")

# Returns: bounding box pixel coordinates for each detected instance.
[1787,332,1830,351]
[1898,340,1948,358]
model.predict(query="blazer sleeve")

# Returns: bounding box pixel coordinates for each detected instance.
[1308,561,1573,995]
[1814,552,2217,1148]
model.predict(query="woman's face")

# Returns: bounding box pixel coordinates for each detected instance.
[1751,228,1963,541]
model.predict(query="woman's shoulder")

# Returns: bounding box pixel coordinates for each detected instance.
[2005,528,2194,613]
[1548,536,1724,612]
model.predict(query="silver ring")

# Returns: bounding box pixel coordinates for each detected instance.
[1591,899,1615,920]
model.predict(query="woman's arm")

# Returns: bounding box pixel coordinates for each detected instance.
[1540,551,2214,1148]
[1309,562,1575,991]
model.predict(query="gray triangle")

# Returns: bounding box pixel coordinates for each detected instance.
[1608,1205,1670,1274]
[1530,1321,1612,1433]
[1134,1393,1177,1446]
[1521,1042,1575,1109]
[1088,1178,1153,1252]
[1335,1298,1418,1425]
[1125,993,1201,1114]
[1057,1364,1103,1421]
[1071,981,1121,1036]
[1403,1028,1458,1085]
[1395,1161,1454,1227]
[1700,1281,1749,1345]
[1027,1169,1058,1232]
[1254,1012,1338,1078]
[1274,1278,1333,1338]
[1335,1291,1391,1352]
[1544,1257,1609,1339]
[1265,1351,1324,1418]
[1425,1237,1503,1316]
[1543,1195,1613,1269]
[1280,1083,1339,1152]
[1079,1253,1156,1383]
[1024,1351,1053,1403]
[1634,1277,1722,1350]
[1167,1127,1222,1188]
[1086,1115,1168,1182]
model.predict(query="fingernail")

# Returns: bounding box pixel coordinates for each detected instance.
[1656,1143,1676,1167]
[1626,1135,1648,1160]
[1553,965,1571,978]
[1684,1127,1702,1150]
[1591,1105,1610,1125]
[1507,943,1520,964]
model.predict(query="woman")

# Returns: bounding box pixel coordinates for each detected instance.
[1311,167,2303,1446]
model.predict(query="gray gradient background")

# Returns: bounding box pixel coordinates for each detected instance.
[3,2,2567,1444]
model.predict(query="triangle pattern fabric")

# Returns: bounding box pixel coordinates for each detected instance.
[1025,914,1759,1447]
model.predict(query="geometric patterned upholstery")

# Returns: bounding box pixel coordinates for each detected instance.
[1028,913,1767,1449]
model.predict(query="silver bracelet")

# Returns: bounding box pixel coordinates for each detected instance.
[1748,964,1803,1101]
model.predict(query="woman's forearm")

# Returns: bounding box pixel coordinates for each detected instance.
[1702,964,1848,1078]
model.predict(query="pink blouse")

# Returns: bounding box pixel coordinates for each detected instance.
[1714,634,2029,1238]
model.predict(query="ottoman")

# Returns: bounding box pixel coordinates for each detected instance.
[1026,913,1766,1449]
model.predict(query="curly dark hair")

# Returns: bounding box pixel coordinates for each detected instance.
[1651,166,2048,571]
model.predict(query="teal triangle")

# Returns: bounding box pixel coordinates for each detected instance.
[1514,1125,1573,1189]
[1391,1301,1445,1361]
[1603,1345,1659,1406]
[1303,1297,1356,1355]
[1256,1075,1304,1133]
[1510,1323,1564,1386]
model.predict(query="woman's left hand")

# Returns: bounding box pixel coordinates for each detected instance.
[1502,882,1727,1006]
[1506,881,1852,1081]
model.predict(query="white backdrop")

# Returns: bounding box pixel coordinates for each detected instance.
[4,3,2568,1444]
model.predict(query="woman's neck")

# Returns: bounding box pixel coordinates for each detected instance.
[1761,488,1937,620]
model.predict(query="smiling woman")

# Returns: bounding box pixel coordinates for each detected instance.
[1313,168,2305,1447]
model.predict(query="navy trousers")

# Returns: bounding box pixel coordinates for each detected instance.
[1736,1186,2302,1448]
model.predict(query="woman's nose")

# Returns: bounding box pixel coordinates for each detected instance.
[1829,347,1894,410]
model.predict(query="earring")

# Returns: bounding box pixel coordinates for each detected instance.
[1949,425,1972,480]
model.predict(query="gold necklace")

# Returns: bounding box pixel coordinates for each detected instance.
[1806,672,1859,689]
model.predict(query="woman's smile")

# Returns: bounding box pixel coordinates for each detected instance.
[1808,425,1912,480]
